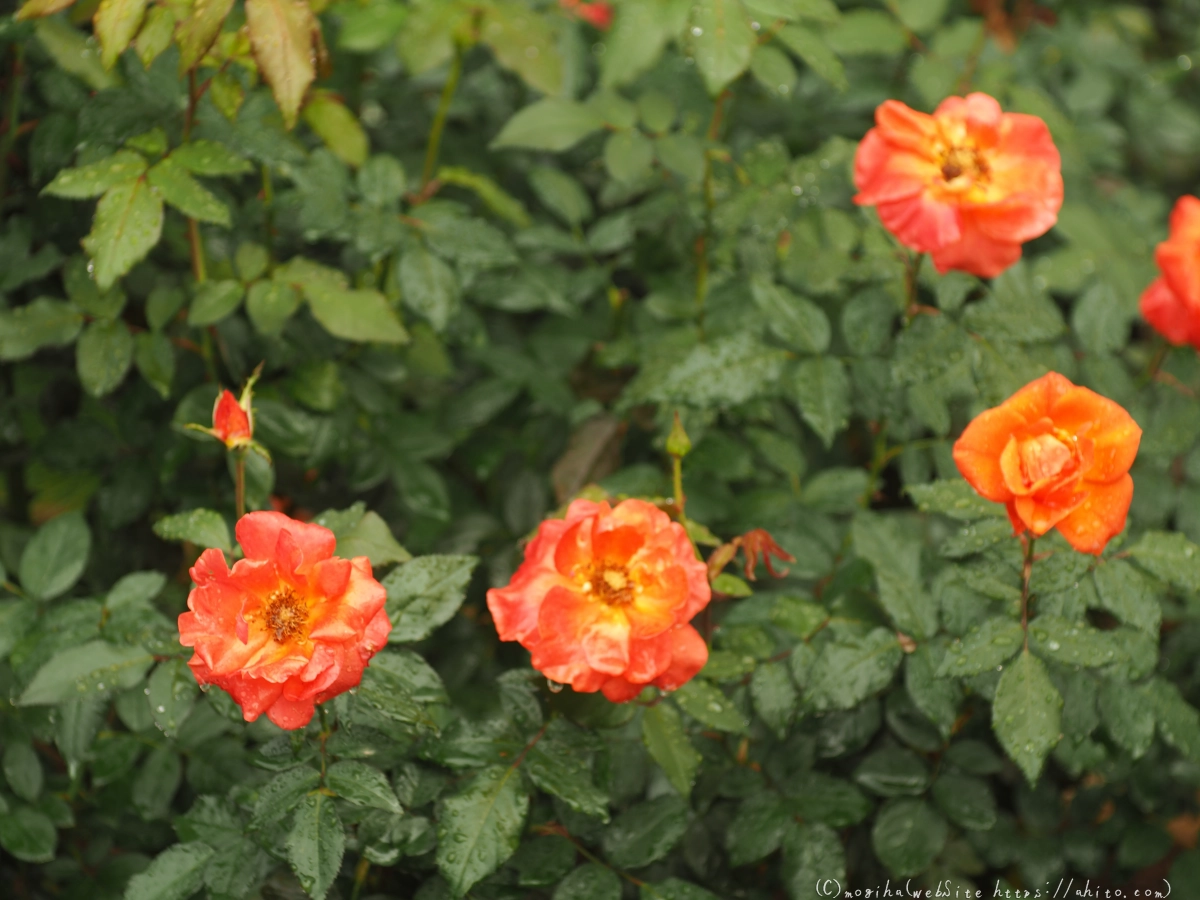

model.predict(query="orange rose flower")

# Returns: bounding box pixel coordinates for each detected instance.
[1140,195,1200,350]
[178,511,391,729]
[853,93,1063,278]
[560,0,613,29]
[952,372,1141,555]
[487,498,711,702]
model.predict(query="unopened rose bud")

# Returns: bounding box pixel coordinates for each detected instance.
[666,411,692,459]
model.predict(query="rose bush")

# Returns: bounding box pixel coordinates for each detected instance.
[3,1,1200,900]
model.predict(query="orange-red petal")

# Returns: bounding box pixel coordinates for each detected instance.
[236,510,336,564]
[1055,475,1134,555]
[1048,386,1142,484]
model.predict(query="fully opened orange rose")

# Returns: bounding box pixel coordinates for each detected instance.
[1141,195,1200,351]
[487,498,711,702]
[178,511,390,729]
[854,93,1063,278]
[953,373,1141,555]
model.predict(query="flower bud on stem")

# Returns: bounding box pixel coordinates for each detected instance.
[667,411,692,519]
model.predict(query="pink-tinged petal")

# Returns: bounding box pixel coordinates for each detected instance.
[967,190,1061,244]
[265,694,317,730]
[218,673,284,722]
[189,547,230,585]
[996,111,1057,158]
[928,224,1022,278]
[935,93,1003,145]
[875,99,941,153]
[653,625,708,692]
[487,564,568,643]
[876,194,963,253]
[1055,475,1134,555]
[624,633,673,683]
[362,608,392,656]
[315,557,352,599]
[609,496,671,533]
[530,633,607,692]
[580,616,630,676]
[236,511,336,563]
[563,498,606,525]
[539,586,633,675]
[600,678,646,703]
[854,137,932,206]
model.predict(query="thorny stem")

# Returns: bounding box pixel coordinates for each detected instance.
[695,89,732,334]
[234,449,246,519]
[0,44,26,203]
[672,456,685,520]
[1021,535,1036,650]
[184,71,208,284]
[188,220,207,283]
[421,43,463,190]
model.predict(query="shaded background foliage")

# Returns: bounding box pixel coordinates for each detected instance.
[5,0,1200,899]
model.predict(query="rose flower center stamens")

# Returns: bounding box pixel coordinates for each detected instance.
[940,145,988,183]
[580,563,636,606]
[264,587,307,643]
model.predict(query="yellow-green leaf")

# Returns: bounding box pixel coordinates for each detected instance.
[34,18,120,91]
[135,5,176,68]
[302,91,368,168]
[94,0,149,70]
[81,179,164,291]
[15,0,77,20]
[147,157,231,225]
[245,0,318,130]
[176,0,235,72]
[479,1,564,97]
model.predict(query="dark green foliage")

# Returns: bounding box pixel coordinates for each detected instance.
[3,0,1200,898]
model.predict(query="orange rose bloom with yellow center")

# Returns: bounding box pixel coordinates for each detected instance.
[853,93,1063,278]
[178,511,391,729]
[953,373,1142,555]
[487,498,711,702]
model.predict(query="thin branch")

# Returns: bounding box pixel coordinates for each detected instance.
[421,45,464,190]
